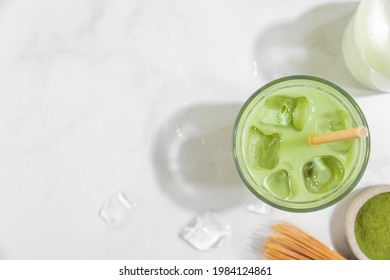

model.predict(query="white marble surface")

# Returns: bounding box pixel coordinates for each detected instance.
[0,0,389,259]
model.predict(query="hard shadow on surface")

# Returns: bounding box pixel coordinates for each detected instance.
[152,103,248,211]
[254,2,370,95]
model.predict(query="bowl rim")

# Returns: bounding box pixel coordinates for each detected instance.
[345,185,390,260]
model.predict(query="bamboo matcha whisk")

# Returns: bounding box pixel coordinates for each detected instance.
[263,223,346,260]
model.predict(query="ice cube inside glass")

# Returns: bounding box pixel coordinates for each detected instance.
[232,76,370,212]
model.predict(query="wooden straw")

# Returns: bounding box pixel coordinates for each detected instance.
[308,126,368,145]
[263,223,346,260]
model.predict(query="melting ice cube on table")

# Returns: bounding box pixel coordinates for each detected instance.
[180,212,230,251]
[99,191,137,229]
[247,126,280,169]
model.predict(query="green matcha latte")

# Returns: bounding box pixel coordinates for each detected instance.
[233,76,370,212]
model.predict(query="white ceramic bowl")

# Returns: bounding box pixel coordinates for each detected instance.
[345,185,390,259]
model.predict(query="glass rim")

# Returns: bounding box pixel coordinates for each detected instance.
[232,75,371,212]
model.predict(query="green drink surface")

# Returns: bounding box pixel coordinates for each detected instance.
[241,86,359,203]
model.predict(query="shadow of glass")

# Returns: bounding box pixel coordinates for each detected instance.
[254,2,367,94]
[152,103,248,211]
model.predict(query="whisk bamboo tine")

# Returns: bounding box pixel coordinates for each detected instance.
[272,224,338,259]
[270,223,346,260]
[273,223,342,258]
[265,237,325,260]
[267,235,326,259]
[278,224,346,260]
[263,223,346,260]
[264,237,311,260]
[274,224,328,249]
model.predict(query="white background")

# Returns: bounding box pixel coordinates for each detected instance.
[0,0,389,259]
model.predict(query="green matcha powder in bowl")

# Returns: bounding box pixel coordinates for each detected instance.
[345,185,390,260]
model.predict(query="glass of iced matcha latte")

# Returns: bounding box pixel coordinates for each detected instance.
[233,76,370,212]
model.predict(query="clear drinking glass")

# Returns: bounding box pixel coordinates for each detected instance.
[343,0,390,91]
[232,76,370,212]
